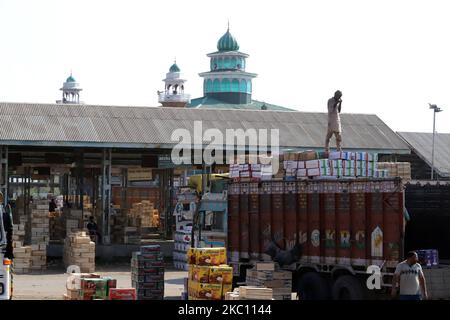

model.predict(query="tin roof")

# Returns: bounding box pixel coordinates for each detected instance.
[0,102,410,153]
[398,132,450,177]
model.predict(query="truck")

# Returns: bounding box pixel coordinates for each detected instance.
[227,177,450,300]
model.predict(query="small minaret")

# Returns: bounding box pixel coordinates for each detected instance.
[57,73,83,104]
[158,61,190,108]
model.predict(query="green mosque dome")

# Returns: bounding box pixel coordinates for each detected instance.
[169,63,180,72]
[217,28,239,52]
[66,75,76,83]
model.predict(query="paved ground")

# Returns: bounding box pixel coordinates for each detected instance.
[12,263,187,300]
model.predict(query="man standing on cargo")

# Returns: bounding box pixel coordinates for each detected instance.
[392,251,428,300]
[325,90,343,152]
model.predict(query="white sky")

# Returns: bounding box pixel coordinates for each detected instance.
[0,0,449,133]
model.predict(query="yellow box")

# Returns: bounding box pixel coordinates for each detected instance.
[187,248,197,265]
[209,266,233,284]
[192,266,210,283]
[196,248,223,266]
[197,283,222,300]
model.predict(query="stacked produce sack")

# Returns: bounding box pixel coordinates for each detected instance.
[187,247,233,300]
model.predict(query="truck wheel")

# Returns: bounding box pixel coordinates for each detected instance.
[297,272,330,300]
[332,275,366,300]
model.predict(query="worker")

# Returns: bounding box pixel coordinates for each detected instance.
[86,216,101,243]
[325,90,343,152]
[391,251,428,300]
[49,198,57,213]
[0,192,14,260]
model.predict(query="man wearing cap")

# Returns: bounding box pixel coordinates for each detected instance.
[325,90,343,152]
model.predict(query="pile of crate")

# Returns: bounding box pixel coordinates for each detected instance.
[377,162,411,181]
[245,262,292,300]
[131,245,165,300]
[129,201,160,228]
[63,231,95,273]
[12,245,32,274]
[30,200,49,273]
[186,247,232,300]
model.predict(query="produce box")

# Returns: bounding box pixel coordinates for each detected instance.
[80,278,108,300]
[191,265,210,283]
[209,266,233,284]
[197,283,222,300]
[109,288,137,300]
[196,248,224,266]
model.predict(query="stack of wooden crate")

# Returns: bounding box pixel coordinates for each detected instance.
[377,162,411,181]
[30,200,50,245]
[30,243,47,273]
[12,246,32,274]
[30,200,49,273]
[12,222,26,246]
[64,231,96,273]
[245,262,292,300]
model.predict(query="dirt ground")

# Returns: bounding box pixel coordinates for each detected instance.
[11,263,187,300]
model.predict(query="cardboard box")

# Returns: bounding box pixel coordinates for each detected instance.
[197,283,222,300]
[192,266,210,283]
[296,169,307,177]
[307,168,321,177]
[209,266,233,284]
[196,248,223,266]
[109,288,136,300]
[305,160,320,169]
[298,151,317,161]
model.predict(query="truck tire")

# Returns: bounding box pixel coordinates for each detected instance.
[297,272,330,300]
[332,275,367,300]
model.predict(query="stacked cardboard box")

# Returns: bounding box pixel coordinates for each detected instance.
[29,200,49,273]
[30,200,50,245]
[245,262,292,300]
[63,231,95,273]
[131,245,165,300]
[12,223,26,246]
[12,246,32,274]
[66,276,117,300]
[377,162,411,181]
[186,247,232,300]
[129,201,160,228]
[173,229,192,271]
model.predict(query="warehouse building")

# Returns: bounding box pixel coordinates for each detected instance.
[0,102,410,258]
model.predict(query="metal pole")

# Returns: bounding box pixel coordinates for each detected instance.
[431,110,436,180]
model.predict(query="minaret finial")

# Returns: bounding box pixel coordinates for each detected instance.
[227,20,230,31]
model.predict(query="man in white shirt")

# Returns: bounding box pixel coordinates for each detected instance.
[392,251,428,300]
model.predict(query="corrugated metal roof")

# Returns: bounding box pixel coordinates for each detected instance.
[398,132,450,177]
[0,102,410,152]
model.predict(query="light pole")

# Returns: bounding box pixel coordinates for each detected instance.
[429,104,443,180]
